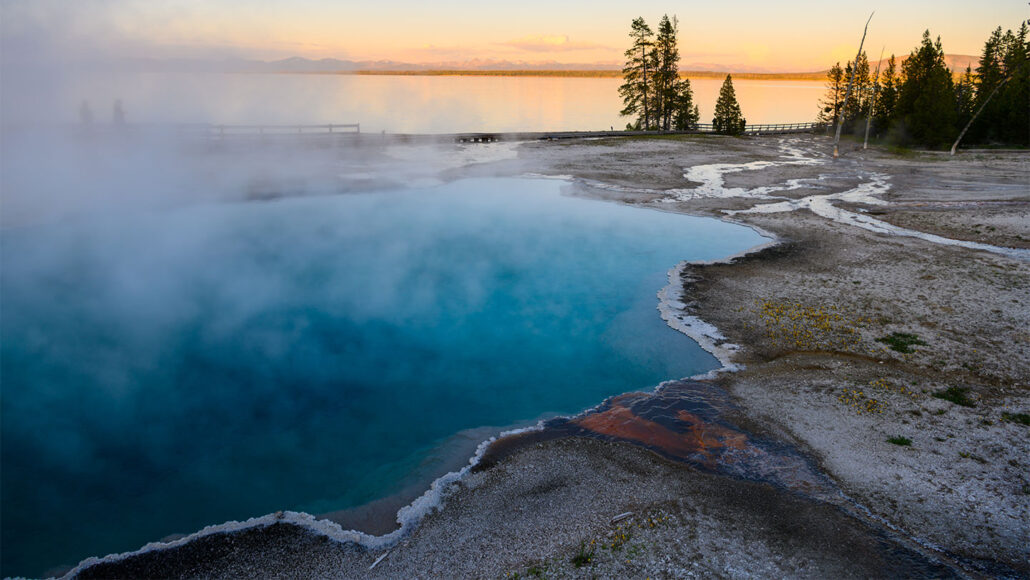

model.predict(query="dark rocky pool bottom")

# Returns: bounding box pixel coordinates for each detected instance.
[71,380,967,579]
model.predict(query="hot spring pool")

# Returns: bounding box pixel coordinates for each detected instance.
[0,177,766,576]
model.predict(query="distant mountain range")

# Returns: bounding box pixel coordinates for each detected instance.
[116,56,817,75]
[116,54,979,76]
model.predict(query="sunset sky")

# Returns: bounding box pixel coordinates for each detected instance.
[2,0,1026,71]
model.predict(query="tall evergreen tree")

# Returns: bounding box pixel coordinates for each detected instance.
[969,26,1007,142]
[895,30,957,147]
[954,21,1030,149]
[619,14,696,131]
[818,63,845,124]
[619,17,655,130]
[873,55,898,134]
[995,22,1029,145]
[964,22,1029,145]
[712,74,746,135]
[671,78,700,130]
[841,53,872,132]
[954,65,977,131]
[976,27,1007,101]
[653,15,681,130]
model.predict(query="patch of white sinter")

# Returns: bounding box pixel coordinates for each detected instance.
[662,138,828,202]
[667,138,1029,261]
[657,261,742,378]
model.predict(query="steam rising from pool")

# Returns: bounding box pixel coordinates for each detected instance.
[0,177,766,576]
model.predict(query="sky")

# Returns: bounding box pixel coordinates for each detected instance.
[1,0,1027,71]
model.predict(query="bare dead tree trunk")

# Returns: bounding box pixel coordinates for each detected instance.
[833,12,874,159]
[950,73,1012,155]
[864,46,885,150]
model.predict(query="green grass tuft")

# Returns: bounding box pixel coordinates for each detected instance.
[887,436,912,446]
[571,542,594,568]
[1001,412,1030,426]
[933,386,975,407]
[887,144,918,157]
[876,332,927,353]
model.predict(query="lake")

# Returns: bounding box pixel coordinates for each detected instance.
[0,177,768,577]
[22,73,824,133]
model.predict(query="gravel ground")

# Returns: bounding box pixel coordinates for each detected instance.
[74,439,960,580]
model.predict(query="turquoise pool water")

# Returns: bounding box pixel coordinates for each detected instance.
[0,177,766,576]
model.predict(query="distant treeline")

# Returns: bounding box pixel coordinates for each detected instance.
[352,70,622,77]
[821,22,1029,148]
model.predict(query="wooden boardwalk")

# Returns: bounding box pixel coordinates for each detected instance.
[457,122,826,143]
[712,122,825,135]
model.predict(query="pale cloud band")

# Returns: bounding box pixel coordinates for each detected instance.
[497,34,615,53]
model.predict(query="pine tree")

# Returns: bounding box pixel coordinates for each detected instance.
[954,65,976,131]
[895,31,957,147]
[712,74,746,135]
[671,79,700,130]
[818,63,845,124]
[954,21,1030,149]
[873,55,898,135]
[995,22,1029,145]
[976,27,1007,103]
[619,17,655,130]
[969,26,1006,143]
[653,15,681,130]
[965,22,1030,145]
[841,52,872,132]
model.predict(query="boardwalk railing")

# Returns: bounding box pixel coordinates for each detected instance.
[522,122,826,142]
[692,122,824,135]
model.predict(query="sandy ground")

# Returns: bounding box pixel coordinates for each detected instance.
[66,134,1029,579]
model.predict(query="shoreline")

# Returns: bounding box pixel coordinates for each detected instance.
[655,221,782,378]
[62,133,1030,578]
[64,421,538,578]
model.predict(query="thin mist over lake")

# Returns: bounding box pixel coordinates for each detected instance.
[13,73,823,132]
